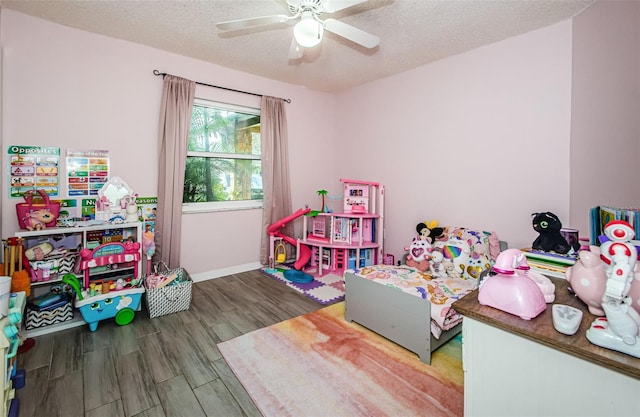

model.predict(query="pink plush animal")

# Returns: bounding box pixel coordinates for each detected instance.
[404,237,433,272]
[23,209,55,231]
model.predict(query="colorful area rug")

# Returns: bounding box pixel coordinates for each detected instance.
[218,302,463,417]
[260,266,345,305]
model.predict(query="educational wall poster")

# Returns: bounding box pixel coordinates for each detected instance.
[66,149,109,197]
[82,198,96,219]
[51,198,80,226]
[137,196,157,233]
[8,145,60,198]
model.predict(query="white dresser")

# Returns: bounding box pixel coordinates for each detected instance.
[453,279,640,417]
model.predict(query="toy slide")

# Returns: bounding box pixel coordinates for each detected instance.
[267,208,312,270]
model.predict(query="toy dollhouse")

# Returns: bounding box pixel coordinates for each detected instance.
[298,179,384,276]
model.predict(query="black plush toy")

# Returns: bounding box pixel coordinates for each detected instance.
[531,212,575,254]
[416,222,444,244]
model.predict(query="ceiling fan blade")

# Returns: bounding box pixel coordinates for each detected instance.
[216,15,291,31]
[323,18,379,48]
[288,38,304,60]
[322,0,368,13]
[286,0,303,7]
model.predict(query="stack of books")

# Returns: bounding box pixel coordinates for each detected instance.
[590,205,640,245]
[521,248,577,279]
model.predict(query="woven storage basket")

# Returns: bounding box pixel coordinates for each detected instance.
[144,267,192,318]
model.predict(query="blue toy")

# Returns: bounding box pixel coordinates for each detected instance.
[62,274,144,332]
[283,269,314,284]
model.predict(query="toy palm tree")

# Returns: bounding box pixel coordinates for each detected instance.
[317,189,328,212]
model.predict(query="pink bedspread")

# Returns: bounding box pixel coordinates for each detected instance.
[350,264,478,338]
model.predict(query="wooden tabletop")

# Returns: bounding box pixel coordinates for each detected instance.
[453,277,640,380]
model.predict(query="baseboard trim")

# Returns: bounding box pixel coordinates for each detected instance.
[189,262,263,282]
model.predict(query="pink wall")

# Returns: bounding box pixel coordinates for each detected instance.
[334,21,573,258]
[570,0,640,235]
[2,2,637,277]
[0,10,336,277]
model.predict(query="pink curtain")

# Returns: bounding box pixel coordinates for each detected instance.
[156,75,195,268]
[260,96,293,265]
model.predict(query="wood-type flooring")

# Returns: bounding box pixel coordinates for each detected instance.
[15,269,322,417]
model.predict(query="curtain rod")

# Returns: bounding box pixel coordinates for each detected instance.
[153,70,291,103]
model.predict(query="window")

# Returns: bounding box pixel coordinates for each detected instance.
[183,99,262,212]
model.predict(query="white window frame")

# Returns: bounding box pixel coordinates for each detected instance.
[182,99,263,214]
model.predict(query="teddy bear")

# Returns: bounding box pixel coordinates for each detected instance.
[442,259,461,279]
[429,250,446,278]
[23,209,56,231]
[531,211,577,254]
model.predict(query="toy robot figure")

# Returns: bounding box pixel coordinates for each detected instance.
[586,220,640,357]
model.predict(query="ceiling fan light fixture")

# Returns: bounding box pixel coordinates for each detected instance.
[293,12,323,48]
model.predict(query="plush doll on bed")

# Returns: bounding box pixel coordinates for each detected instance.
[433,236,471,279]
[429,251,447,278]
[531,211,578,254]
[416,220,444,243]
[405,237,433,272]
[442,259,461,279]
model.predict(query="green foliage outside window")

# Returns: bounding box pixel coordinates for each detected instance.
[183,101,262,205]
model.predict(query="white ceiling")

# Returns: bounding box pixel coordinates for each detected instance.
[0,0,594,93]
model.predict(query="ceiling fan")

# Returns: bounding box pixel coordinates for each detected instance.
[216,0,380,60]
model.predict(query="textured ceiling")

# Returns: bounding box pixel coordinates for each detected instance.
[0,0,594,93]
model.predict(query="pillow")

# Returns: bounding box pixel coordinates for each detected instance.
[433,227,492,280]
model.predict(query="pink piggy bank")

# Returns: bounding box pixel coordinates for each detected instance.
[566,250,608,315]
[566,248,640,316]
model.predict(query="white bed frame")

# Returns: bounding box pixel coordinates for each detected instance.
[344,270,462,365]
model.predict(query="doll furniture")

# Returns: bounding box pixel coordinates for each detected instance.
[344,226,496,364]
[95,176,136,222]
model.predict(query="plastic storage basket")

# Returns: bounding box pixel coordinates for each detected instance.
[144,266,192,318]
